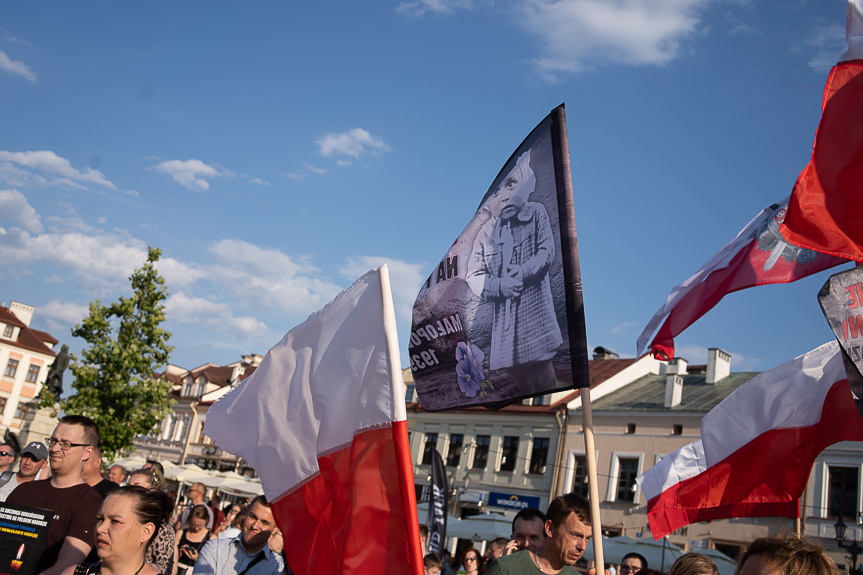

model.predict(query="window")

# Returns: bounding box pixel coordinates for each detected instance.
[15,404,31,420]
[2,325,12,337]
[616,457,640,502]
[404,384,415,403]
[4,359,18,378]
[0,397,6,416]
[473,435,490,469]
[571,455,589,498]
[422,432,438,465]
[672,424,683,435]
[626,423,636,434]
[529,438,550,474]
[25,364,40,383]
[446,433,464,467]
[829,466,859,518]
[500,436,519,472]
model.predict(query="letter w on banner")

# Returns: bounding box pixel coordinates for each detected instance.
[410,104,589,410]
[636,341,863,539]
[203,265,423,575]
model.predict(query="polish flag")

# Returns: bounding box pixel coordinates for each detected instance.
[204,266,424,575]
[781,0,863,260]
[636,199,847,360]
[636,341,863,539]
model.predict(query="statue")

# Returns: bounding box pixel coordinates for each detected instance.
[45,344,69,403]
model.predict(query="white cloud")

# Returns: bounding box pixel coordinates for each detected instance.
[0,189,42,233]
[0,50,36,82]
[206,239,343,315]
[340,256,426,323]
[805,23,846,69]
[317,128,391,161]
[0,150,117,190]
[609,321,640,335]
[517,0,705,78]
[153,159,222,192]
[165,292,268,337]
[38,300,88,325]
[396,0,488,17]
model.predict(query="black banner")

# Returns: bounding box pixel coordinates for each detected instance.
[819,266,863,417]
[427,448,448,556]
[0,503,52,575]
[411,105,589,410]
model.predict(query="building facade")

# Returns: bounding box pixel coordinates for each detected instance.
[0,301,57,432]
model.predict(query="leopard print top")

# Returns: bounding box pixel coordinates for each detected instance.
[147,522,176,574]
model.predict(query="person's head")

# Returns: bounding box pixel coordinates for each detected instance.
[128,467,162,490]
[0,442,16,471]
[490,537,509,559]
[47,415,98,477]
[188,482,206,504]
[186,504,210,533]
[512,508,547,551]
[622,552,649,575]
[493,150,536,221]
[242,496,277,553]
[108,464,127,485]
[461,547,482,571]
[82,445,104,483]
[18,441,47,479]
[424,553,442,575]
[669,554,718,575]
[419,523,429,554]
[96,485,173,562]
[736,532,839,575]
[542,493,592,567]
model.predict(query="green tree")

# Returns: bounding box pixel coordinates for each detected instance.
[41,247,175,460]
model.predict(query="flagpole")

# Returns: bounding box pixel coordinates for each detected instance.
[551,104,605,571]
[379,264,426,575]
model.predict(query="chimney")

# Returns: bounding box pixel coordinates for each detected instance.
[664,358,687,408]
[706,348,731,384]
[10,301,34,327]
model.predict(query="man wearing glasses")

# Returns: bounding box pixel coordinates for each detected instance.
[175,482,215,530]
[0,440,17,474]
[7,415,103,575]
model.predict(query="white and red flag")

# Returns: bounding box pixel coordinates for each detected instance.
[636,341,863,539]
[781,0,863,260]
[204,265,423,575]
[636,199,847,360]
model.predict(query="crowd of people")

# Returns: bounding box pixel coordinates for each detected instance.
[0,416,288,575]
[0,417,846,575]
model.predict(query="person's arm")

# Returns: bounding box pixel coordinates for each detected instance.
[191,540,218,575]
[39,536,91,575]
[518,205,554,283]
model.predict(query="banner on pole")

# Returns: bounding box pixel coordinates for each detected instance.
[411,105,589,410]
[427,448,448,556]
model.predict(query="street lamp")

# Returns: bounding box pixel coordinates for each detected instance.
[835,517,863,575]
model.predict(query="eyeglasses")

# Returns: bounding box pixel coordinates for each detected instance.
[465,557,477,563]
[45,438,91,451]
[0,451,13,457]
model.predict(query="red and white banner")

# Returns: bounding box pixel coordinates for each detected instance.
[636,199,847,360]
[636,341,863,539]
[781,1,863,260]
[204,266,423,575]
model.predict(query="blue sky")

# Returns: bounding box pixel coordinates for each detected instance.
[0,1,853,384]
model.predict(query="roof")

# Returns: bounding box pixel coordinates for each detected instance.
[588,370,760,414]
[0,306,57,357]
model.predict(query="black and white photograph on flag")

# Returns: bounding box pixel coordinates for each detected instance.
[411,106,587,410]
[818,266,863,416]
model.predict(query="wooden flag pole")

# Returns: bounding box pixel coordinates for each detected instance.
[551,104,605,571]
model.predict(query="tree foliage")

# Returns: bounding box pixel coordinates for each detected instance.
[41,247,175,460]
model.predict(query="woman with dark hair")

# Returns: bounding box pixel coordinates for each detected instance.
[61,485,173,575]
[458,547,483,575]
[174,504,212,575]
[128,468,176,575]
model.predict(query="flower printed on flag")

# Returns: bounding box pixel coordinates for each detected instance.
[455,341,493,398]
